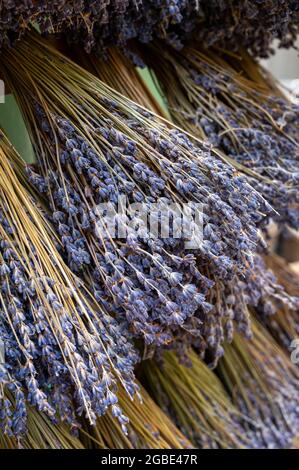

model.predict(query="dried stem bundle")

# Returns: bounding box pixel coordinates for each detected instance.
[142,43,299,229]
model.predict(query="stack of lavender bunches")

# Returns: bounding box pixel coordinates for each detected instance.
[0,4,299,449]
[1,1,299,57]
[3,30,298,368]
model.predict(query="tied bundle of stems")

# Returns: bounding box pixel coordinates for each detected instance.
[141,350,251,449]
[142,43,299,229]
[74,45,268,450]
[64,45,299,450]
[0,131,139,438]
[1,381,191,450]
[1,30,279,364]
[218,318,299,448]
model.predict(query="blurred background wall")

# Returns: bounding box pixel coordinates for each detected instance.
[262,39,299,99]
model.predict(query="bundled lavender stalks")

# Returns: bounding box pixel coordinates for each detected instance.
[142,44,299,229]
[0,132,139,438]
[0,390,85,449]
[0,1,187,53]
[2,31,280,363]
[36,0,186,54]
[142,350,251,448]
[1,381,191,449]
[218,318,299,448]
[76,43,299,365]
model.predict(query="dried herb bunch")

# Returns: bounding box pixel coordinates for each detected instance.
[142,43,299,229]
[1,381,191,449]
[3,1,298,57]
[0,132,139,438]
[218,318,299,448]
[83,46,299,449]
[1,31,282,364]
[74,43,299,364]
[142,350,252,449]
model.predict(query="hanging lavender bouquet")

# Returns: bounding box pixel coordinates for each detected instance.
[0,132,139,438]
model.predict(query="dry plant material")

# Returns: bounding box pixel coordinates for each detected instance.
[1,30,283,365]
[142,350,252,449]
[0,132,138,438]
[218,318,299,448]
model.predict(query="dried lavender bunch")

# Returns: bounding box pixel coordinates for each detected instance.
[36,1,299,58]
[169,1,299,58]
[0,132,139,438]
[75,44,299,366]
[218,318,299,448]
[142,350,251,448]
[36,0,187,54]
[1,1,299,58]
[142,43,299,230]
[2,31,279,363]
[0,389,85,449]
[1,381,191,449]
